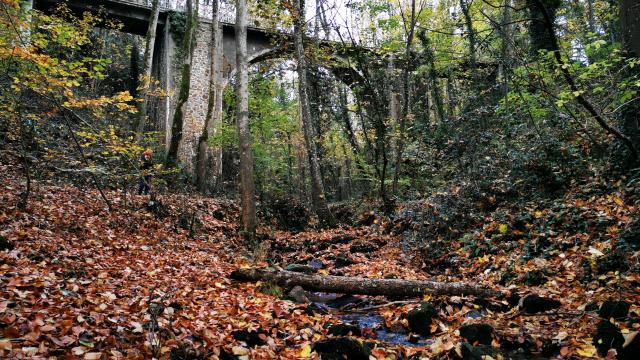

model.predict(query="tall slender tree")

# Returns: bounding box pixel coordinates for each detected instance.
[166,0,198,167]
[236,0,258,237]
[392,0,420,193]
[619,0,640,160]
[417,30,446,126]
[459,0,476,69]
[292,0,335,226]
[499,0,512,98]
[134,0,160,139]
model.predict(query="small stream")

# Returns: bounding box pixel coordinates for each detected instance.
[312,294,552,358]
[338,312,433,347]
[309,293,431,347]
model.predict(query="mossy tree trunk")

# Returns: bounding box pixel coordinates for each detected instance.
[165,0,198,168]
[417,30,446,127]
[619,0,640,165]
[292,0,335,226]
[527,0,561,55]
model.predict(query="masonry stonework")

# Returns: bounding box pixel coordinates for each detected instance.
[176,23,213,173]
[168,21,277,175]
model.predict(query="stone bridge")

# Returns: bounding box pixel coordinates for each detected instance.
[31,0,368,175]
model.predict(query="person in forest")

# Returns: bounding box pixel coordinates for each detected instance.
[138,149,153,195]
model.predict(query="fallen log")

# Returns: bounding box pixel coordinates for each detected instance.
[230,268,503,298]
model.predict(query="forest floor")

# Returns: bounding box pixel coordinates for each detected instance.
[1,161,639,359]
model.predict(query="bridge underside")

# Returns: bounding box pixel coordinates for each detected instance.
[32,0,372,184]
[33,0,168,35]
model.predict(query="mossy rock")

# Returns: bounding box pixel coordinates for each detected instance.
[328,323,361,336]
[620,219,640,249]
[312,337,370,360]
[0,236,14,251]
[521,295,560,314]
[619,329,640,360]
[459,342,501,360]
[285,264,317,274]
[459,324,494,345]
[522,269,547,286]
[593,320,624,355]
[407,302,438,336]
[257,281,283,298]
[599,300,630,319]
[231,329,267,348]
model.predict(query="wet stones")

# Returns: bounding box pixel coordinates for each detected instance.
[231,329,267,347]
[459,343,501,360]
[349,242,379,254]
[334,253,356,268]
[285,264,317,274]
[593,320,624,356]
[287,286,309,303]
[328,323,361,336]
[599,300,630,319]
[312,337,370,360]
[458,324,494,345]
[0,236,13,251]
[619,331,640,360]
[520,294,561,314]
[407,302,438,336]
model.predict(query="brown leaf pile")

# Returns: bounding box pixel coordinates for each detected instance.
[1,161,639,359]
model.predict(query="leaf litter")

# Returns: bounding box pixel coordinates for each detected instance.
[1,163,639,359]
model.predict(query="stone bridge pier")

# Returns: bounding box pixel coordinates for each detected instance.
[160,19,278,177]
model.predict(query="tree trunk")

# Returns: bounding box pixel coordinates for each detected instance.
[196,0,220,193]
[293,0,335,226]
[134,0,160,140]
[392,0,417,193]
[230,268,502,298]
[621,0,640,56]
[446,75,455,119]
[586,0,595,34]
[527,0,561,55]
[619,0,640,163]
[418,30,446,126]
[165,0,198,168]
[459,0,476,69]
[129,35,140,99]
[499,0,512,99]
[235,0,258,237]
